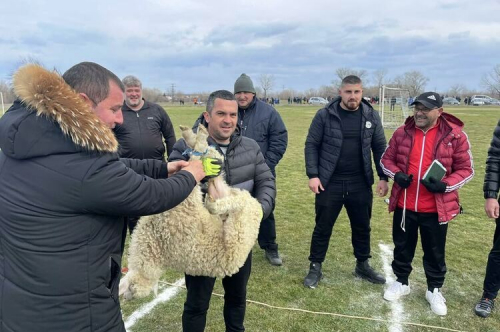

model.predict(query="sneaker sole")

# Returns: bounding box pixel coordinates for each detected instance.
[474,308,491,318]
[354,271,386,284]
[383,287,410,302]
[426,297,447,316]
[304,274,323,289]
[267,259,283,266]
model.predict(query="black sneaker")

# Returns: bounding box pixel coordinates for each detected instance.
[475,297,495,318]
[354,260,386,284]
[265,248,283,266]
[304,262,322,288]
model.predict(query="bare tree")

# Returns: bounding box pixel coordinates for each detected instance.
[318,85,335,98]
[391,71,428,96]
[0,80,15,104]
[304,88,319,99]
[481,64,500,98]
[332,67,369,88]
[259,74,275,100]
[142,88,168,103]
[447,84,467,98]
[404,71,429,96]
[373,69,388,87]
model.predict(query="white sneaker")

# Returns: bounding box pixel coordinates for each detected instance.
[384,281,410,302]
[426,288,447,316]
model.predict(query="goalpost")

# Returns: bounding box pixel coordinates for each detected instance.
[379,86,411,129]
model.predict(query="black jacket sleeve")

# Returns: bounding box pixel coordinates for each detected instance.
[167,139,189,162]
[253,149,276,219]
[304,109,325,179]
[484,120,500,199]
[160,108,176,157]
[371,110,389,181]
[81,155,196,216]
[265,111,288,171]
[120,158,168,178]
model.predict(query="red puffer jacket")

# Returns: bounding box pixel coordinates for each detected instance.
[380,113,474,223]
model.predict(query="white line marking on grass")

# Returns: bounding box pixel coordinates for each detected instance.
[124,278,185,331]
[379,243,404,332]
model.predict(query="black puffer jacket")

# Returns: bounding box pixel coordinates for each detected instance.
[114,100,176,160]
[169,120,276,219]
[484,120,500,199]
[0,65,197,332]
[238,98,288,173]
[305,97,388,187]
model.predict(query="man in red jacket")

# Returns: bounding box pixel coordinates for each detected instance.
[380,92,474,316]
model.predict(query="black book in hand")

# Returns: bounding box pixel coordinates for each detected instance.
[422,160,446,181]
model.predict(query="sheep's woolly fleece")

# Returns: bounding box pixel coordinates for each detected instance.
[120,125,263,299]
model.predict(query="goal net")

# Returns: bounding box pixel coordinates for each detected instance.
[379,86,411,129]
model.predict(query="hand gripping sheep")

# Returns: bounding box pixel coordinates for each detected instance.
[119,124,263,299]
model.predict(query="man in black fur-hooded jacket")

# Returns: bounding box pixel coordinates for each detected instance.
[233,73,288,266]
[303,75,389,289]
[0,62,208,332]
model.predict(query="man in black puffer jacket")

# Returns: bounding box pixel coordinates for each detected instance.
[0,62,209,332]
[234,73,288,266]
[303,75,388,289]
[169,90,275,332]
[475,121,500,318]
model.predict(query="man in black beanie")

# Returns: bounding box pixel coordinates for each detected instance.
[234,73,288,266]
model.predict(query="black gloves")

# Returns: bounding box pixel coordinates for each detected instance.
[421,177,447,193]
[394,172,413,189]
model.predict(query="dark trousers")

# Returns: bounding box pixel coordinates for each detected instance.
[258,173,277,250]
[125,216,140,234]
[182,253,252,332]
[258,205,277,250]
[309,180,373,263]
[392,208,448,289]
[483,218,500,299]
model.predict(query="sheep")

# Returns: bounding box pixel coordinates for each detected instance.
[119,124,263,299]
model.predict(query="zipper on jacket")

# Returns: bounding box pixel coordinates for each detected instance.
[136,111,146,159]
[240,110,246,135]
[415,130,427,212]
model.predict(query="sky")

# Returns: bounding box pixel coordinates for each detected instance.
[1,0,500,95]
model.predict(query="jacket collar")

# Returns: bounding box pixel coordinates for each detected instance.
[12,64,118,153]
[122,98,148,112]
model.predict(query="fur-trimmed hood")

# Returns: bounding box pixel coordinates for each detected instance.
[0,64,118,159]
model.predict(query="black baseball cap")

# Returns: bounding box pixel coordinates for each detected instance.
[411,92,443,109]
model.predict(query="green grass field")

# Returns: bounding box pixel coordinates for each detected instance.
[118,103,500,332]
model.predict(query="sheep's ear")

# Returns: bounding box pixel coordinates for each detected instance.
[197,123,208,135]
[194,124,209,150]
[181,125,196,148]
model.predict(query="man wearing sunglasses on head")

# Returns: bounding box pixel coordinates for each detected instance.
[380,92,474,316]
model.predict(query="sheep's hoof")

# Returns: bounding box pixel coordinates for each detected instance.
[119,275,135,300]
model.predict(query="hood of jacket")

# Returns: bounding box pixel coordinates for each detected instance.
[0,64,118,160]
